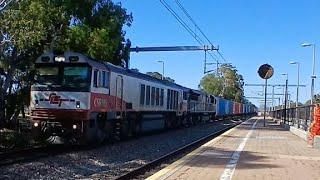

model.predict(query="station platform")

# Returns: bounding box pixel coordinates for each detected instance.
[147,117,320,180]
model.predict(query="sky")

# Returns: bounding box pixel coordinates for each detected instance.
[115,0,320,107]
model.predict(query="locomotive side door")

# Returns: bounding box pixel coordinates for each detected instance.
[115,75,124,113]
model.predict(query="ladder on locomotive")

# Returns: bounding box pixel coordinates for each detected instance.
[115,75,124,140]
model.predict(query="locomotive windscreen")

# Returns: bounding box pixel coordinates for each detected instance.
[34,64,91,92]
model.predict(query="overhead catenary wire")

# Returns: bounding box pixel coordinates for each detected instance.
[175,0,226,62]
[159,0,219,63]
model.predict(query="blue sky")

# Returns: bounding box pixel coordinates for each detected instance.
[116,0,320,107]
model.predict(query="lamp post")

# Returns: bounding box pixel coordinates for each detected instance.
[289,61,300,126]
[158,60,165,80]
[301,43,316,105]
[281,73,289,124]
[289,62,300,107]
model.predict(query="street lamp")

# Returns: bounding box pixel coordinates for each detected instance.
[301,43,316,104]
[289,61,300,107]
[158,60,165,80]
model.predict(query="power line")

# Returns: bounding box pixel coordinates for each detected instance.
[175,0,226,62]
[159,0,219,63]
[160,0,206,46]
[175,0,214,46]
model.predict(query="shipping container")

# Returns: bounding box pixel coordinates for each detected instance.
[216,98,227,117]
[226,100,234,115]
[239,103,243,115]
[233,102,240,115]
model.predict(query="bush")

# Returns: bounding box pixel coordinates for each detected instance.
[0,129,32,151]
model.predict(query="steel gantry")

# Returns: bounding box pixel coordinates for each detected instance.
[244,83,306,109]
[129,45,220,74]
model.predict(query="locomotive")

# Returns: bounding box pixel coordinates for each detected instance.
[30,51,256,144]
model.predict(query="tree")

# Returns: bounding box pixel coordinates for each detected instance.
[146,72,175,82]
[130,68,139,72]
[198,74,223,97]
[304,94,320,105]
[199,64,245,102]
[0,0,132,127]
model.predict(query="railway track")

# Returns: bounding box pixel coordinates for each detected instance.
[0,145,69,167]
[115,119,243,180]
[0,118,246,170]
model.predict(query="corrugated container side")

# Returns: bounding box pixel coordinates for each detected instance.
[228,101,234,115]
[234,102,240,115]
[216,98,226,116]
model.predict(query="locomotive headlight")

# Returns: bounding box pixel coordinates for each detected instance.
[72,124,77,129]
[54,56,65,62]
[76,101,80,108]
[34,122,39,127]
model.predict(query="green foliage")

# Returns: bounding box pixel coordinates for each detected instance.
[199,64,245,102]
[0,129,32,150]
[304,94,320,105]
[146,72,175,83]
[0,0,132,63]
[0,0,133,125]
[198,74,223,97]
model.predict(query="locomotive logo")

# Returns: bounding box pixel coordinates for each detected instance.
[94,98,108,108]
[40,93,71,107]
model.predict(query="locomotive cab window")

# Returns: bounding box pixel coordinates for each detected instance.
[36,67,59,85]
[63,67,89,88]
[34,64,91,92]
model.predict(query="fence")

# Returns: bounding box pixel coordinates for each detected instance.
[269,105,314,131]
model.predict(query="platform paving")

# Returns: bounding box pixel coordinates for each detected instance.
[147,117,320,180]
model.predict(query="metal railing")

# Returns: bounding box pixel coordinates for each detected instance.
[269,105,314,131]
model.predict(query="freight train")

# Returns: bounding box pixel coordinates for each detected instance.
[30,51,257,144]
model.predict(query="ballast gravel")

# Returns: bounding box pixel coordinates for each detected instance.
[0,119,242,180]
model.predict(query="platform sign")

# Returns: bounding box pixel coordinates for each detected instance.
[258,64,274,80]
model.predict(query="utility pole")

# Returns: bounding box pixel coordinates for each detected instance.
[272,86,275,110]
[284,78,288,124]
